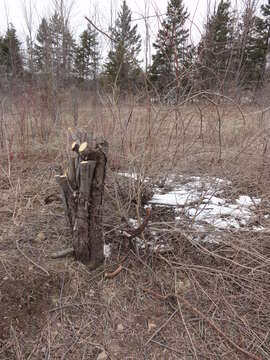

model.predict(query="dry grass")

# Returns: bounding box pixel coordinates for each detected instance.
[1,91,270,359]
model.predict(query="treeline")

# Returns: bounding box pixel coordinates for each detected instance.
[1,0,270,99]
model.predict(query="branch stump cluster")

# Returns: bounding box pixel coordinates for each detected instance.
[55,132,108,267]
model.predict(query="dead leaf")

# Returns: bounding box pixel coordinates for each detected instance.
[148,320,157,332]
[176,278,191,294]
[97,351,108,360]
[117,323,124,332]
[36,232,46,242]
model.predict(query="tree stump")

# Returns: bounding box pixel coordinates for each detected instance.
[55,133,108,267]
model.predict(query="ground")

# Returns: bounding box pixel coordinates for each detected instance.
[1,102,270,359]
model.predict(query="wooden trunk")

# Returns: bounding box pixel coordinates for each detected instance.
[56,132,108,266]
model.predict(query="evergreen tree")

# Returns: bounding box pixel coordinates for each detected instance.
[49,12,74,77]
[259,0,270,79]
[149,0,191,100]
[34,18,51,73]
[104,0,142,92]
[241,16,267,87]
[197,0,235,90]
[0,37,8,73]
[74,24,100,81]
[26,35,34,74]
[235,2,268,89]
[34,13,74,78]
[261,0,270,37]
[0,24,23,77]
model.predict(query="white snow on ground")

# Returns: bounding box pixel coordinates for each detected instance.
[117,173,262,246]
[128,218,138,227]
[187,203,251,229]
[150,190,198,206]
[118,172,138,180]
[117,172,151,183]
[149,175,261,231]
[236,195,261,207]
[104,244,111,258]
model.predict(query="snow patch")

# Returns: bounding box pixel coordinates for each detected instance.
[149,175,261,231]
[118,172,262,246]
[236,195,261,207]
[104,244,111,258]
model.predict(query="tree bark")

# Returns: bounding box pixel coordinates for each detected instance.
[55,134,108,267]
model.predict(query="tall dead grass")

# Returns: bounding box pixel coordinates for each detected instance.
[1,89,270,358]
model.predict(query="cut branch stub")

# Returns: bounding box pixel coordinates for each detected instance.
[79,141,91,160]
[72,141,79,153]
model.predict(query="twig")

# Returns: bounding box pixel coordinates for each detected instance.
[143,288,262,360]
[16,239,49,276]
[51,247,74,259]
[49,302,92,313]
[180,295,262,360]
[145,309,178,346]
[126,207,151,243]
[104,264,123,279]
[10,324,23,360]
[177,295,199,360]
[150,340,181,355]
[85,16,114,42]
[50,210,150,262]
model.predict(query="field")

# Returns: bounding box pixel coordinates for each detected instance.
[1,93,270,359]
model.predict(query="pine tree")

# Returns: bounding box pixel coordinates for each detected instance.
[197,0,235,90]
[149,0,191,100]
[34,18,51,73]
[34,13,74,78]
[49,12,74,78]
[259,0,270,79]
[0,37,8,73]
[0,24,23,77]
[104,0,142,92]
[235,2,268,89]
[26,35,34,74]
[74,24,100,81]
[261,0,270,35]
[241,16,267,87]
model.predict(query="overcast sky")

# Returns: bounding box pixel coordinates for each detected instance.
[0,0,266,60]
[0,0,212,40]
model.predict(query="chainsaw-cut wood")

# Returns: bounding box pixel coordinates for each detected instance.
[80,161,96,199]
[55,133,108,266]
[68,157,77,190]
[71,141,79,153]
[75,156,80,186]
[73,160,96,262]
[79,141,90,160]
[88,149,107,265]
[55,175,75,228]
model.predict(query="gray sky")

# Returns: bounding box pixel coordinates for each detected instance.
[0,0,266,61]
[0,0,207,41]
